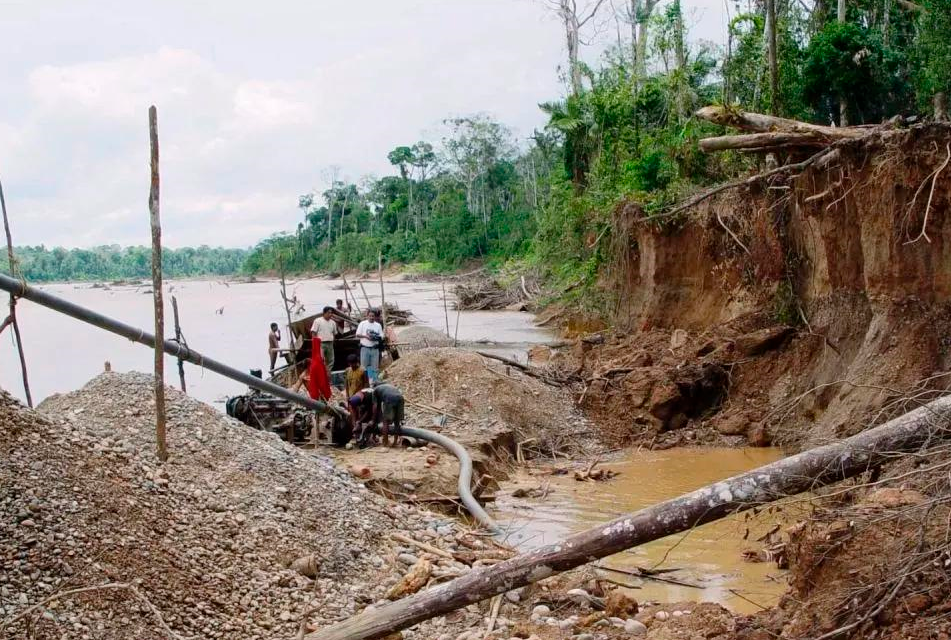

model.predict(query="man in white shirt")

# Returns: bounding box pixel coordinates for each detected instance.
[311,306,338,378]
[356,309,384,383]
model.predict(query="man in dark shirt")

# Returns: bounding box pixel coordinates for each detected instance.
[372,383,405,448]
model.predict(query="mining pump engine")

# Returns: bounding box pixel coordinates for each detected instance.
[226,371,351,446]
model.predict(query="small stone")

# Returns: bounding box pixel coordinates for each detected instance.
[397,554,419,566]
[654,610,669,621]
[624,619,647,635]
[532,605,551,618]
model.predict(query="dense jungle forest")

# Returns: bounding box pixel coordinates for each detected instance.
[242,0,951,295]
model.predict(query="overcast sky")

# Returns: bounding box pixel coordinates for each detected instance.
[0,0,728,249]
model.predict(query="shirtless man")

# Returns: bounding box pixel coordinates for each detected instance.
[268,323,281,371]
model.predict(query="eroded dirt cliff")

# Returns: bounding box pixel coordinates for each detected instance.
[574,123,951,450]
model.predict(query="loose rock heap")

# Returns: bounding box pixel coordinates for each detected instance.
[0,372,459,639]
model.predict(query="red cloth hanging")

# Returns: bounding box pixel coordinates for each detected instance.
[307,337,333,401]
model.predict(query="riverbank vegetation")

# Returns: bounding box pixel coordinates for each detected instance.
[243,0,951,313]
[2,245,248,282]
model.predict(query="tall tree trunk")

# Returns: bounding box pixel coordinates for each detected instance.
[566,11,583,95]
[672,0,688,120]
[936,92,949,122]
[883,0,891,45]
[838,0,849,126]
[629,0,640,77]
[148,105,168,463]
[766,0,780,115]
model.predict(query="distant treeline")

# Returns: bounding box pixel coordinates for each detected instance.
[3,245,249,282]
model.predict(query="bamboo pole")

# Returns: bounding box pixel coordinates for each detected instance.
[441,282,450,338]
[171,296,186,393]
[305,394,951,640]
[358,281,372,310]
[148,105,168,462]
[378,252,387,326]
[342,274,361,315]
[278,258,296,362]
[0,175,32,407]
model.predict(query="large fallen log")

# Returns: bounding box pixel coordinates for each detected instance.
[696,105,866,139]
[305,395,951,640]
[698,132,829,153]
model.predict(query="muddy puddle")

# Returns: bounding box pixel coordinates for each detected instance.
[495,447,792,614]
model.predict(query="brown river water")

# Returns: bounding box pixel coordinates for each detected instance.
[0,277,551,406]
[494,447,792,614]
[1,277,793,613]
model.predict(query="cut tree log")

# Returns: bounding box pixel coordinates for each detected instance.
[305,394,951,640]
[695,106,866,139]
[698,132,828,153]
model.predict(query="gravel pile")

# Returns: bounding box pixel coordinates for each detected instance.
[0,372,462,639]
[383,349,593,457]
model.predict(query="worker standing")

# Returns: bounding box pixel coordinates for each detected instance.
[344,353,368,399]
[311,306,338,379]
[268,322,281,371]
[356,309,384,383]
[334,298,352,332]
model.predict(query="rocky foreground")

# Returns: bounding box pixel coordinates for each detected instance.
[0,373,470,639]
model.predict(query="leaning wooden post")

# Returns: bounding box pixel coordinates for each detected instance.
[148,105,168,462]
[441,282,451,338]
[378,251,387,325]
[305,395,951,640]
[0,175,33,407]
[342,274,361,315]
[171,296,186,393]
[278,256,296,362]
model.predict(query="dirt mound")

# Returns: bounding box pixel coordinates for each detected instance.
[741,445,951,640]
[598,124,951,450]
[0,374,460,638]
[383,348,592,457]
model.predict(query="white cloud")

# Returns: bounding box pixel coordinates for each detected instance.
[0,0,728,249]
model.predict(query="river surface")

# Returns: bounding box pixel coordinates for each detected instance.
[494,447,791,614]
[1,278,792,613]
[0,277,552,406]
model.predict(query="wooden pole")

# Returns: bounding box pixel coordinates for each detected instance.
[278,257,296,362]
[358,281,373,311]
[342,275,361,315]
[171,296,186,393]
[305,394,951,640]
[378,251,387,326]
[148,105,168,463]
[0,175,33,407]
[441,282,451,338]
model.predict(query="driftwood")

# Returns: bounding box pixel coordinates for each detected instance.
[696,106,866,139]
[475,351,569,386]
[699,132,829,152]
[305,395,951,640]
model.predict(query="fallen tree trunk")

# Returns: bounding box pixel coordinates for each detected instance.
[305,395,951,640]
[696,105,867,139]
[698,132,829,153]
